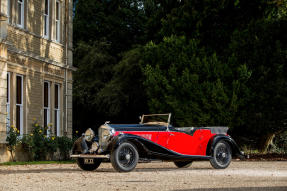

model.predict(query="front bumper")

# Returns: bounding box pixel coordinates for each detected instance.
[70,154,110,159]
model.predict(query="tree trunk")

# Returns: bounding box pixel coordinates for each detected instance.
[258,133,275,153]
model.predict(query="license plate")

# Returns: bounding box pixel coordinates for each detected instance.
[84,158,94,164]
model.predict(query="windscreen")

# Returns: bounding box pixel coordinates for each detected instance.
[141,114,170,125]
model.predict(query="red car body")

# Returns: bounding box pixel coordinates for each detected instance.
[114,129,215,156]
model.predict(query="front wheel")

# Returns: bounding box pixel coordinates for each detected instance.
[174,161,193,168]
[77,158,102,171]
[111,142,139,172]
[210,141,232,169]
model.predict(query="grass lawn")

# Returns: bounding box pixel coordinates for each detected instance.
[0,160,76,166]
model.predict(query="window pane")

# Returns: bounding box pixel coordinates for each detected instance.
[56,2,59,20]
[7,0,10,18]
[16,105,21,131]
[44,109,47,127]
[45,0,49,14]
[16,76,22,104]
[7,74,9,103]
[54,110,58,135]
[56,22,59,40]
[44,82,49,107]
[55,85,59,109]
[17,3,22,25]
[44,16,48,36]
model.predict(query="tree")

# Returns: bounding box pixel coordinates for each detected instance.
[73,41,115,129]
[141,36,250,127]
[228,16,287,152]
[73,0,147,58]
[73,0,149,130]
[96,47,148,122]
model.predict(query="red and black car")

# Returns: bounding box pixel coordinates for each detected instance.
[71,113,244,172]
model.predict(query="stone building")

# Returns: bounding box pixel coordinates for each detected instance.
[0,0,74,162]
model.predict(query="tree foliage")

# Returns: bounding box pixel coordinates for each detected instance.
[141,36,250,127]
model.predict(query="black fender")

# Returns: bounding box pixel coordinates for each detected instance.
[108,134,150,157]
[206,135,245,159]
[72,136,90,154]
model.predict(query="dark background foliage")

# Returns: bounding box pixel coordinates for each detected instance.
[73,0,287,152]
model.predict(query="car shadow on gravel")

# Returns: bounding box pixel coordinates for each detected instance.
[0,168,83,174]
[134,167,211,172]
[173,187,287,191]
[96,166,212,173]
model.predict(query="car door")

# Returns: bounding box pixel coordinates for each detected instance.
[165,131,196,155]
[166,129,212,156]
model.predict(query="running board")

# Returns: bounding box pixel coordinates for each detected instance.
[70,154,110,159]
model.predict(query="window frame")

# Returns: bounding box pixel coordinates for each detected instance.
[43,0,50,38]
[17,0,24,28]
[44,81,51,136]
[55,0,61,42]
[16,74,23,136]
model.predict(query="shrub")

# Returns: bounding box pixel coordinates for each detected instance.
[30,122,48,160]
[56,136,73,160]
[7,121,75,161]
[21,134,33,161]
[274,131,287,154]
[6,125,19,161]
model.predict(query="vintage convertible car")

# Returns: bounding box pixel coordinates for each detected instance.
[71,113,244,172]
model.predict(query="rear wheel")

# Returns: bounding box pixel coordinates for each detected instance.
[77,158,102,171]
[111,142,139,172]
[174,161,193,168]
[210,141,232,169]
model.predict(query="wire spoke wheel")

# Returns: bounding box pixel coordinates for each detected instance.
[210,141,232,169]
[111,142,139,172]
[118,146,136,168]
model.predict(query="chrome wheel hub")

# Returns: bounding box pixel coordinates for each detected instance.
[125,154,131,160]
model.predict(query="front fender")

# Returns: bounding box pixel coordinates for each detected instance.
[108,134,149,155]
[72,136,91,154]
[206,135,245,159]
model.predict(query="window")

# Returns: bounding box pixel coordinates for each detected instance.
[6,73,10,133]
[17,0,24,28]
[16,75,23,135]
[54,84,60,136]
[44,0,50,38]
[44,81,50,135]
[55,1,61,42]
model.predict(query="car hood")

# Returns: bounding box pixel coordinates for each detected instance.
[107,124,167,131]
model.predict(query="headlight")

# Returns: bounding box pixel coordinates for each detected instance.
[84,128,95,142]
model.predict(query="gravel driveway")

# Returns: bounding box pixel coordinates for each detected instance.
[0,161,286,191]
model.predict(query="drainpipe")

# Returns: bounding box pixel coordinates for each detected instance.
[64,0,69,135]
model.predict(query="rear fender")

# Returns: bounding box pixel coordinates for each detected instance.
[206,135,244,159]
